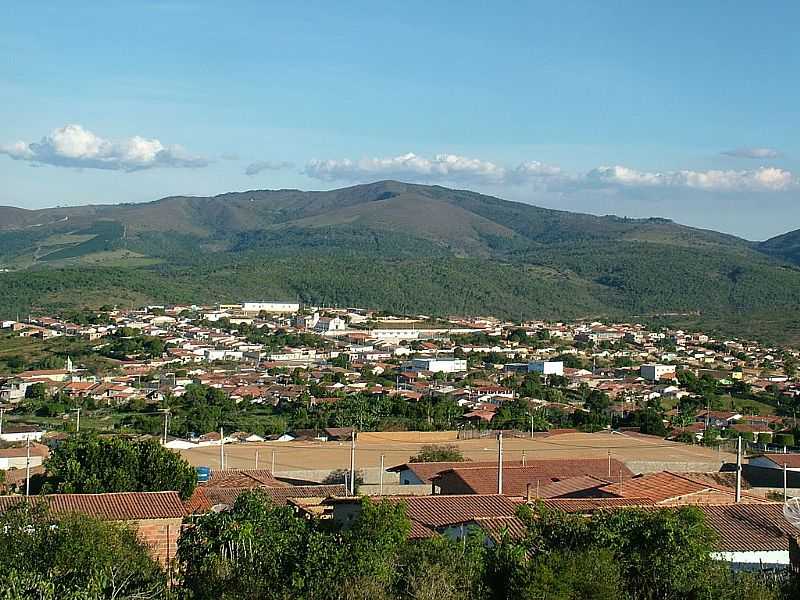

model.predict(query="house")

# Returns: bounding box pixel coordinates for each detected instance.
[527,361,564,376]
[0,491,186,564]
[0,424,45,443]
[597,471,770,505]
[694,411,742,429]
[431,459,634,496]
[749,453,800,472]
[402,358,468,374]
[0,443,49,470]
[327,494,520,537]
[640,364,676,382]
[186,484,347,514]
[534,500,796,571]
[388,461,521,486]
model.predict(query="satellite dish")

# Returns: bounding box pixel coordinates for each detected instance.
[783,496,800,529]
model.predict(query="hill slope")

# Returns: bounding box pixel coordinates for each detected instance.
[758,229,800,266]
[1,181,800,342]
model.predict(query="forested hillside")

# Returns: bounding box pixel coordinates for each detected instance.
[2,181,800,342]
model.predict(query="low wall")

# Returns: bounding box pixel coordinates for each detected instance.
[625,460,725,474]
[356,431,459,443]
[275,467,401,486]
[359,484,431,496]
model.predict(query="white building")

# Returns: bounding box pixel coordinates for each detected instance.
[241,302,300,314]
[403,358,468,373]
[640,363,676,381]
[527,361,564,376]
[314,317,347,333]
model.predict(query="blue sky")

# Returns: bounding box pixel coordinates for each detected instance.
[1,1,799,239]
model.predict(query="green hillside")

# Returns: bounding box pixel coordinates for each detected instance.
[758,229,800,266]
[2,181,800,342]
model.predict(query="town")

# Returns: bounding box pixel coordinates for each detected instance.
[1,301,800,597]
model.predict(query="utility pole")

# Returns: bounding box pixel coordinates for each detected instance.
[74,408,81,433]
[735,436,742,503]
[784,463,788,503]
[522,450,526,467]
[25,436,31,496]
[219,427,224,470]
[349,431,357,495]
[380,454,385,496]
[530,414,534,438]
[608,450,612,478]
[497,431,504,495]
[0,407,5,435]
[255,449,259,470]
[162,409,170,445]
[271,450,276,473]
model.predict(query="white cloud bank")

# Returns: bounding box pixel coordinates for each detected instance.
[304,152,796,193]
[304,152,561,186]
[585,165,795,191]
[0,124,208,171]
[722,147,781,159]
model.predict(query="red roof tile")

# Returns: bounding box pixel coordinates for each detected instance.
[0,491,185,520]
[186,484,347,513]
[433,459,633,496]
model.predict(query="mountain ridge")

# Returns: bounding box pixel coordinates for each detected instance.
[1,181,799,342]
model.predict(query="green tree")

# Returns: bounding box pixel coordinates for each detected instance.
[24,382,47,400]
[45,434,197,499]
[0,502,165,599]
[409,444,466,463]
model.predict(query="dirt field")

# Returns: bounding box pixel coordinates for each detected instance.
[180,431,733,475]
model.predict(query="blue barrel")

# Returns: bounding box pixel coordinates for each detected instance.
[195,466,211,483]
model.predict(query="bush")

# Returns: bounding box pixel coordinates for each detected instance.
[757,432,773,445]
[0,503,165,598]
[774,433,795,448]
[409,444,466,463]
[739,431,755,442]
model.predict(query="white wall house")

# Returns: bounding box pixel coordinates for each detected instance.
[640,363,676,381]
[241,302,300,314]
[527,361,564,376]
[403,358,468,373]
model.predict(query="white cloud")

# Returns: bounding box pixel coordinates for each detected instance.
[304,152,561,186]
[304,151,796,193]
[585,165,796,192]
[722,147,781,159]
[244,160,294,176]
[0,124,209,171]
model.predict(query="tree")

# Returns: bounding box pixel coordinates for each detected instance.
[409,444,465,463]
[774,433,795,448]
[177,491,410,600]
[0,502,165,599]
[24,382,47,400]
[45,434,197,499]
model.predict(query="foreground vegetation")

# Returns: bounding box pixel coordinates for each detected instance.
[0,489,795,600]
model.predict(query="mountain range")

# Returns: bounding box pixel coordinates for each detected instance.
[2,181,800,342]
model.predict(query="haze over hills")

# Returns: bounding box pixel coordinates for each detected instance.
[1,181,800,341]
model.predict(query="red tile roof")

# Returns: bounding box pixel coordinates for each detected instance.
[186,484,347,514]
[388,460,523,483]
[433,459,633,496]
[598,471,767,504]
[205,469,285,488]
[535,475,612,499]
[538,497,655,512]
[698,504,795,552]
[0,491,185,520]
